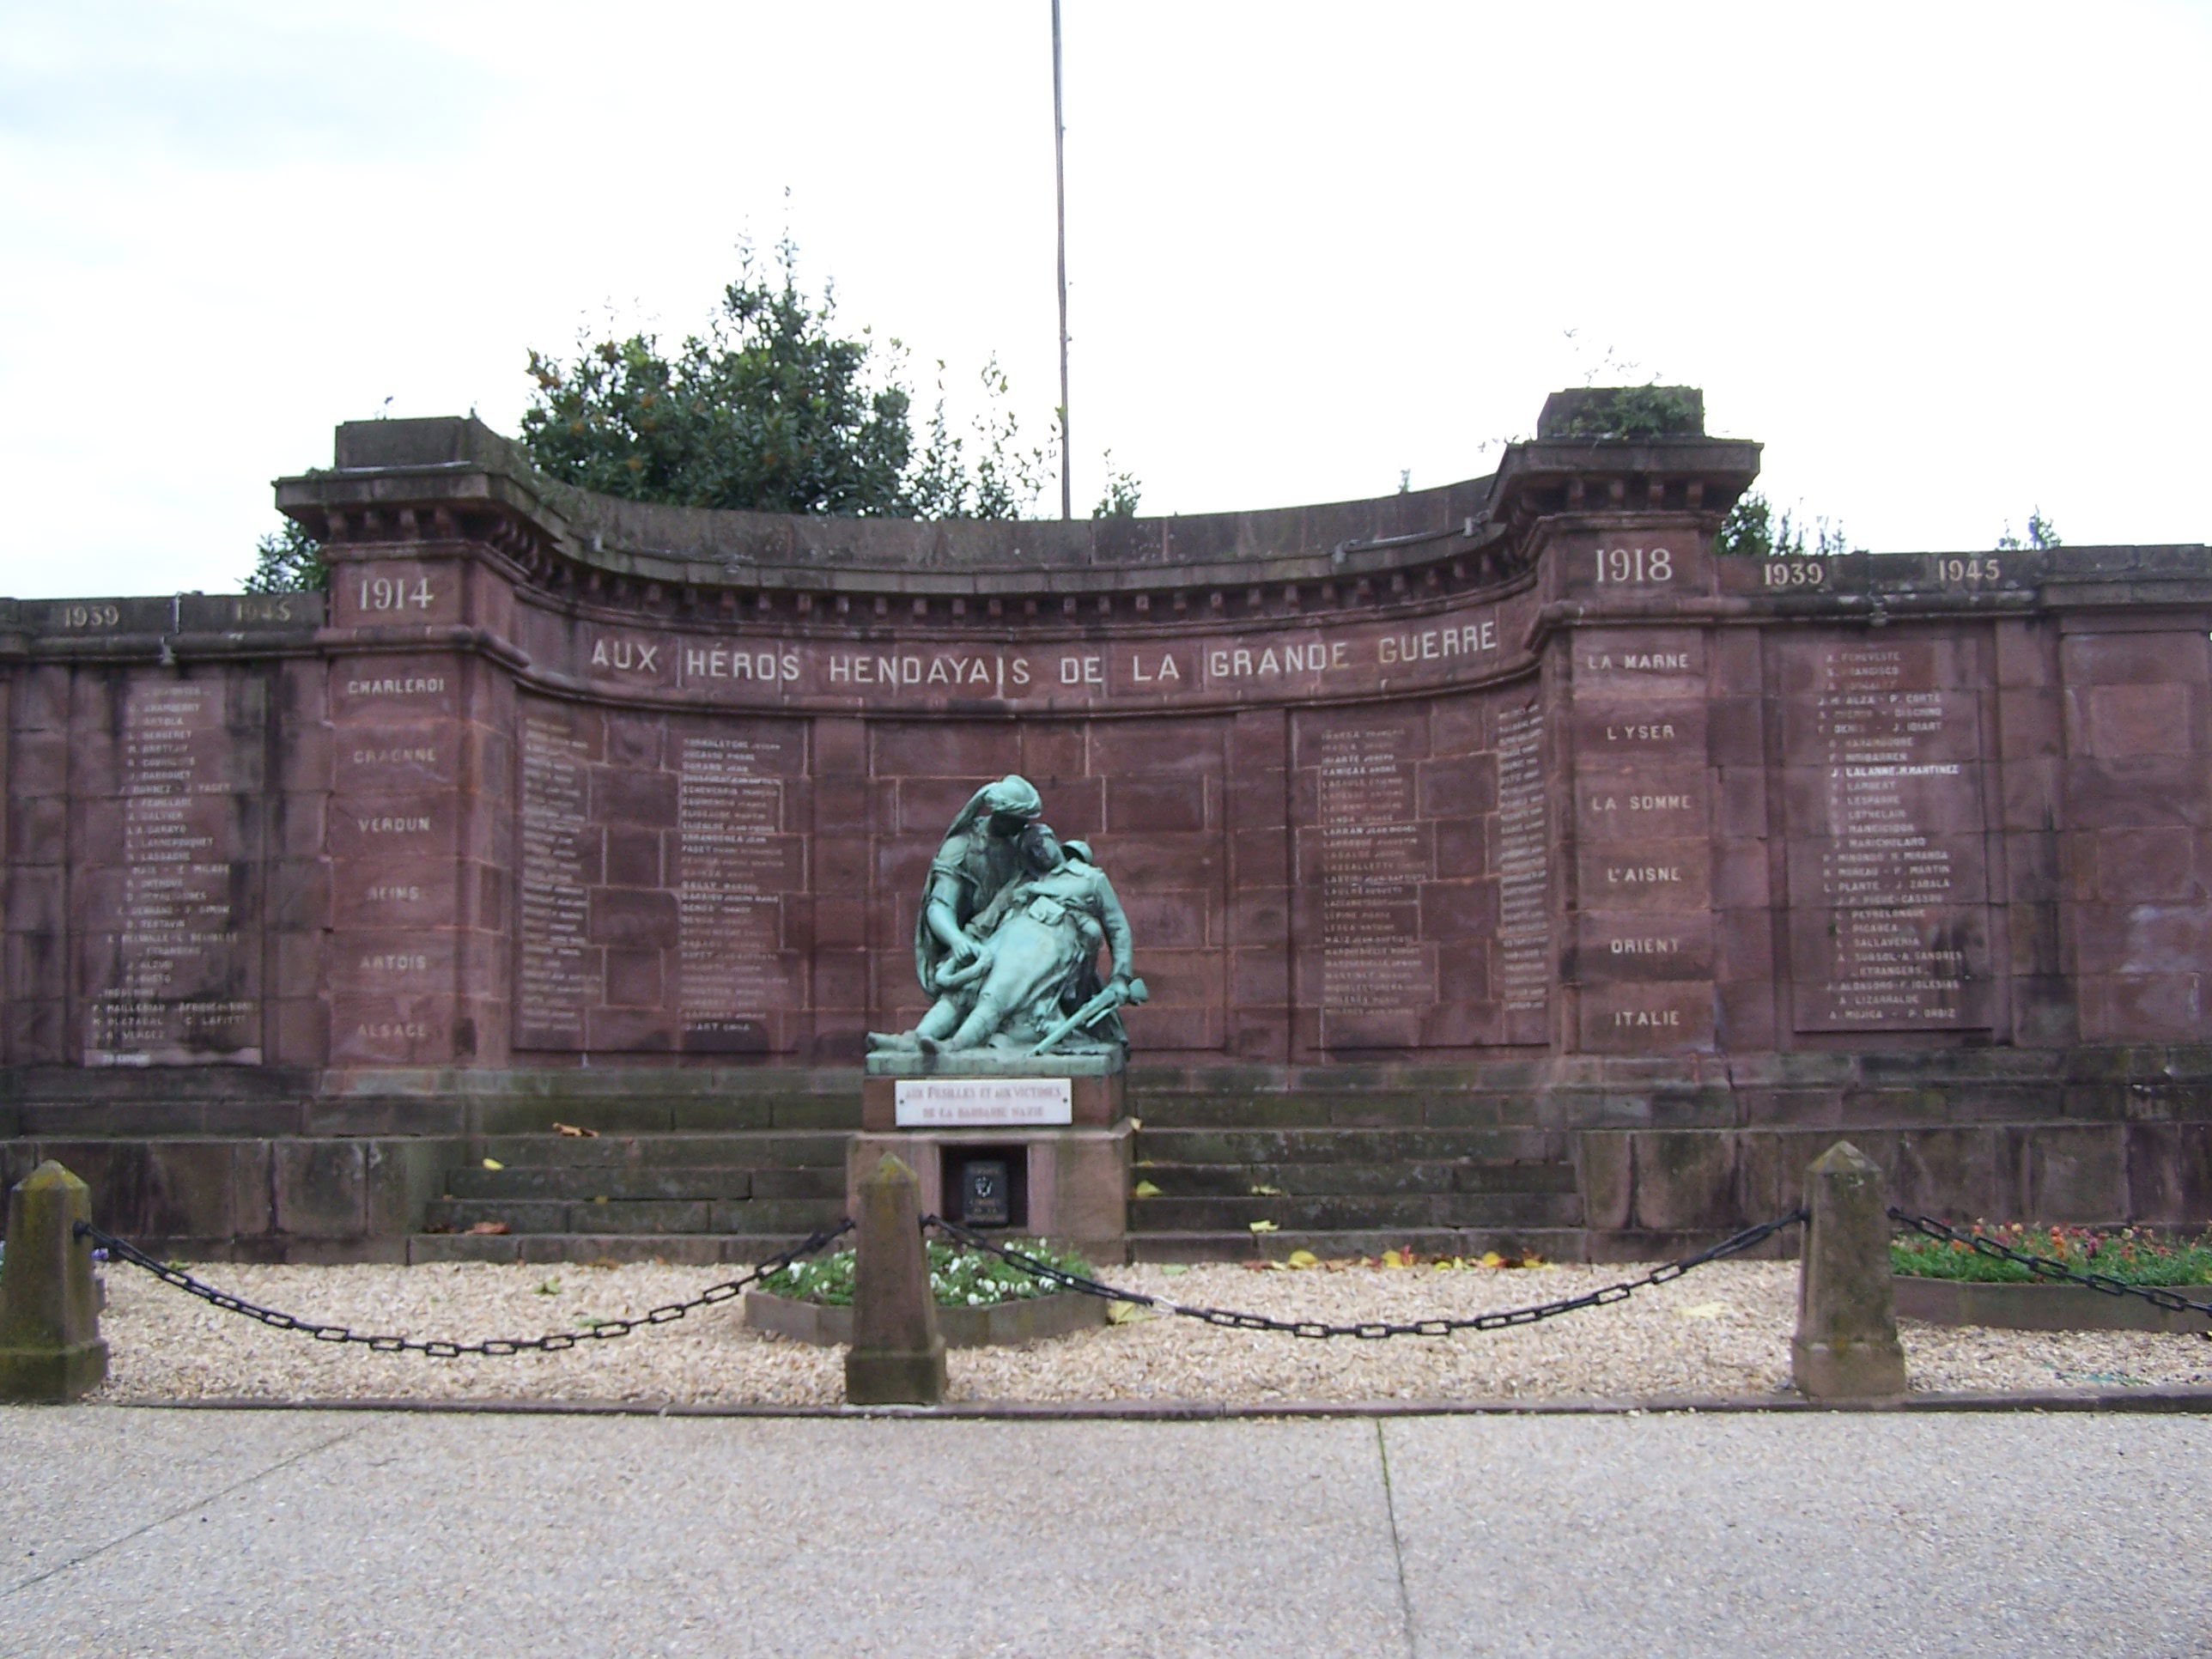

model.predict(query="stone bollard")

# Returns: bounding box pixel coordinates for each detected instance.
[844,1154,945,1407]
[0,1161,109,1403]
[1790,1140,1908,1401]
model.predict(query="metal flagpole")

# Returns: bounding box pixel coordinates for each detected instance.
[1053,0,1072,521]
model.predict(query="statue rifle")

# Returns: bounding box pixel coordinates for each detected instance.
[1030,975,1148,1055]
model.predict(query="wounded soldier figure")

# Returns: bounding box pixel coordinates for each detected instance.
[869,820,1139,1054]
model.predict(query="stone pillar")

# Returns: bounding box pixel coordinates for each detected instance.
[1791,1140,1908,1400]
[0,1162,108,1402]
[1546,518,1723,1055]
[844,1154,945,1407]
[321,526,519,1073]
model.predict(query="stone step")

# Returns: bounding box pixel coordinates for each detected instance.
[473,1132,851,1169]
[1133,1127,1565,1164]
[1126,1229,1589,1265]
[408,1231,835,1266]
[422,1195,846,1236]
[444,1165,845,1202]
[1133,1092,1532,1129]
[467,1096,862,1136]
[1132,1160,1579,1199]
[1129,1190,1583,1233]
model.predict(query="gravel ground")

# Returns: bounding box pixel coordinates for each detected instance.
[86,1255,2212,1407]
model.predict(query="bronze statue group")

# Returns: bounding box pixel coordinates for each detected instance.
[868,775,1144,1056]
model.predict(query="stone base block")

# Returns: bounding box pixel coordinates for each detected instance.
[0,1339,107,1404]
[847,1121,1133,1255]
[844,1343,947,1407]
[1790,1335,1908,1400]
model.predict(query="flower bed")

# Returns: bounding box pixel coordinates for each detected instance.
[1890,1221,2212,1334]
[1890,1222,2212,1286]
[757,1238,1096,1310]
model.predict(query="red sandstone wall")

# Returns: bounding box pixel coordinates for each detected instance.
[7,499,2209,1081]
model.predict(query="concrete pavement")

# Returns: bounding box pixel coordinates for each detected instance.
[2,1407,2206,1656]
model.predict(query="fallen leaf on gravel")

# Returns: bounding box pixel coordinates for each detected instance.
[1286,1249,1320,1268]
[466,1221,509,1236]
[553,1122,599,1138]
[1106,1302,1147,1325]
[1131,1180,1162,1198]
[1249,1219,1279,1234]
[482,1158,505,1170]
[1159,1264,1189,1277]
[1480,1250,1504,1268]
[1382,1249,1412,1269]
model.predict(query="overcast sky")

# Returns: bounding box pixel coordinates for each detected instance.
[3,0,2208,599]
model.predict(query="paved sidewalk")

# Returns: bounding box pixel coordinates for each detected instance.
[3,1407,2206,1656]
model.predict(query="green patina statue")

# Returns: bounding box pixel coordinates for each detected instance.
[869,775,1144,1055]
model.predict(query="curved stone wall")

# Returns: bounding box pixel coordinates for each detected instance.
[4,397,2209,1255]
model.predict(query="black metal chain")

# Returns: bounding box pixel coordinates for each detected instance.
[76,1218,853,1358]
[1888,1208,2212,1332]
[922,1209,1808,1340]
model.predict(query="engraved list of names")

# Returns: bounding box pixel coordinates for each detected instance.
[1494,702,1552,1020]
[1314,726,1432,1011]
[677,732,793,1050]
[516,711,592,1048]
[1790,641,1989,1029]
[84,680,261,1065]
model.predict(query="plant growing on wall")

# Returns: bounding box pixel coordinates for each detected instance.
[1552,383,1704,441]
[1996,508,2062,550]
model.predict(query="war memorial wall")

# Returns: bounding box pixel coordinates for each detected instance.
[3,394,2209,1258]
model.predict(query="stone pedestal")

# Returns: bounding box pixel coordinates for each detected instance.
[1791,1140,1910,1401]
[844,1153,945,1407]
[856,1049,1132,1255]
[0,1162,108,1403]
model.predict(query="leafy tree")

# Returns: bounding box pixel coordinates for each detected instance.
[521,236,915,516]
[904,357,1052,520]
[1093,452,1141,519]
[244,519,327,592]
[1714,489,1851,558]
[1997,508,2061,550]
[519,236,1119,523]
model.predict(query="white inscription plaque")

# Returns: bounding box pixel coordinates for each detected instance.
[894,1077,1073,1127]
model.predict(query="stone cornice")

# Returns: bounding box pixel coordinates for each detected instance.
[271,414,1765,628]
